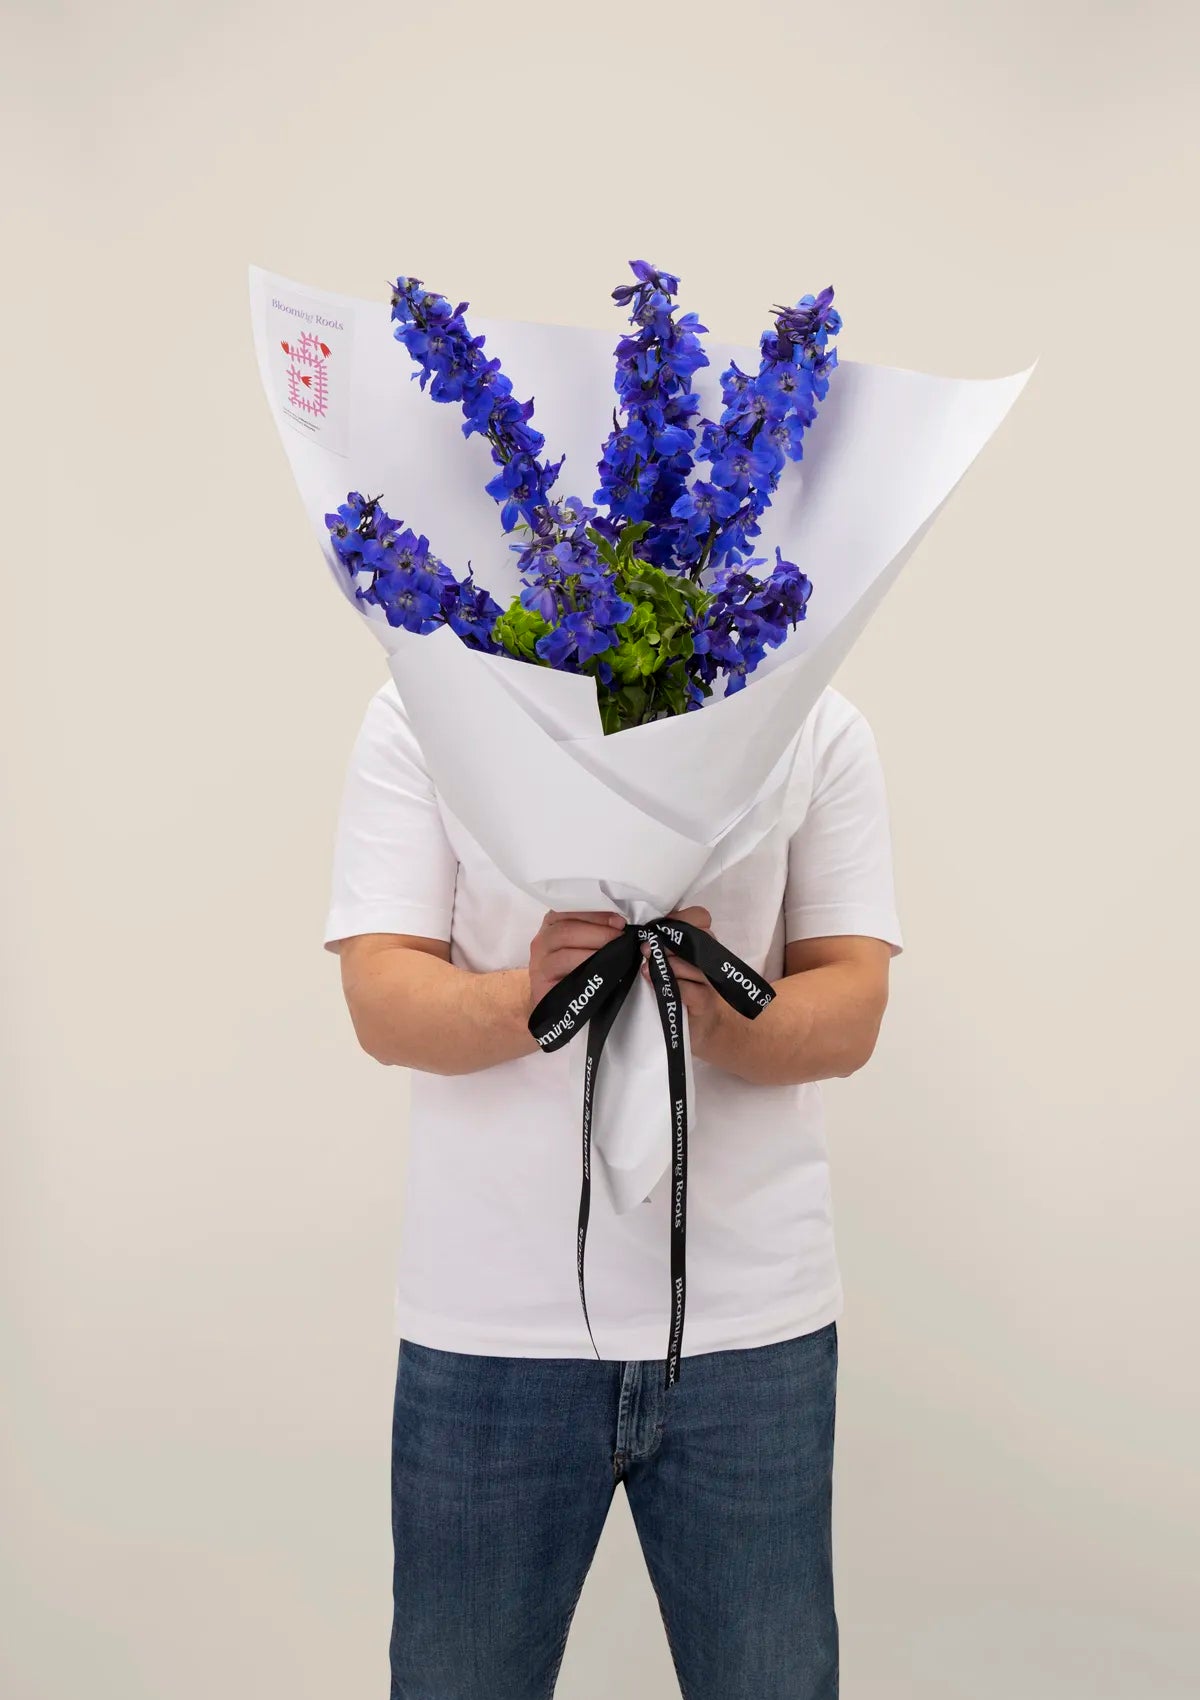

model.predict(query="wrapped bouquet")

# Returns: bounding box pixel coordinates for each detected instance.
[251,260,1031,1381]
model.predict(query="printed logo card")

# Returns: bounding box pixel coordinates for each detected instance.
[264,285,355,457]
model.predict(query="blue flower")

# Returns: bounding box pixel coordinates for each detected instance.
[761,412,809,463]
[600,418,652,464]
[376,525,431,573]
[596,260,709,564]
[535,622,577,669]
[594,456,658,511]
[442,572,504,649]
[533,581,632,669]
[770,287,842,365]
[670,480,740,530]
[369,564,443,633]
[520,581,560,622]
[485,455,547,532]
[651,423,693,457]
[612,259,681,305]
[709,439,779,498]
[542,496,598,532]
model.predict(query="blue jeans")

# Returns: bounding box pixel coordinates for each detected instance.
[389,1322,839,1699]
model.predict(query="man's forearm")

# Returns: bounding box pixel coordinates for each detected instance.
[345,949,539,1075]
[695,960,888,1087]
[343,926,888,1087]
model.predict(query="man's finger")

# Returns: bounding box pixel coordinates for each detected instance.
[639,941,707,983]
[675,978,712,1012]
[542,946,614,982]
[640,960,713,1006]
[544,910,625,929]
[542,920,627,955]
[671,905,712,931]
[665,953,707,984]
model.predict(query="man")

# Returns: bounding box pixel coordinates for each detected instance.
[324,672,902,1700]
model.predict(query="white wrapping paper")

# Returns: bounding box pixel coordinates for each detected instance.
[250,264,1033,1212]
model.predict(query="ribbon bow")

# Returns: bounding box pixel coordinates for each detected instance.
[528,916,775,1388]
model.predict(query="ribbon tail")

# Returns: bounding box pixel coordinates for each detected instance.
[572,956,640,1363]
[639,930,691,1389]
[529,918,773,1389]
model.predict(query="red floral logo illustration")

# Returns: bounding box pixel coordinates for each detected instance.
[280,331,332,417]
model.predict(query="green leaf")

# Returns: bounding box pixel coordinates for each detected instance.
[493,597,551,664]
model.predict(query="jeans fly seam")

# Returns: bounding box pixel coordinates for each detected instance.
[615,1361,640,1457]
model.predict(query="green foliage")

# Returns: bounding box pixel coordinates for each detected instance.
[493,522,718,733]
[493,600,552,664]
[587,526,714,733]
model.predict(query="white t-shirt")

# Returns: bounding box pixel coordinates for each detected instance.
[324,678,903,1361]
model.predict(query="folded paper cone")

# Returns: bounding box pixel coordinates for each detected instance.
[251,264,1033,1208]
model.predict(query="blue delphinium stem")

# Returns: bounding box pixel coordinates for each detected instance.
[679,287,841,579]
[388,277,630,670]
[390,277,562,529]
[324,490,504,645]
[689,547,814,697]
[595,261,709,569]
[667,286,840,697]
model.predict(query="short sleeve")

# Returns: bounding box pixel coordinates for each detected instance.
[784,695,904,955]
[322,681,458,950]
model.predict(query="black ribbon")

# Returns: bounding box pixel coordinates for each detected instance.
[528,917,775,1389]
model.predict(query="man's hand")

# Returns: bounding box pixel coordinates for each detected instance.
[531,905,732,1056]
[640,912,894,1085]
[528,909,627,1013]
[637,907,728,1055]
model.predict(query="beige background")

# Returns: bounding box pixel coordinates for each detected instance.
[3,1,1198,1695]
